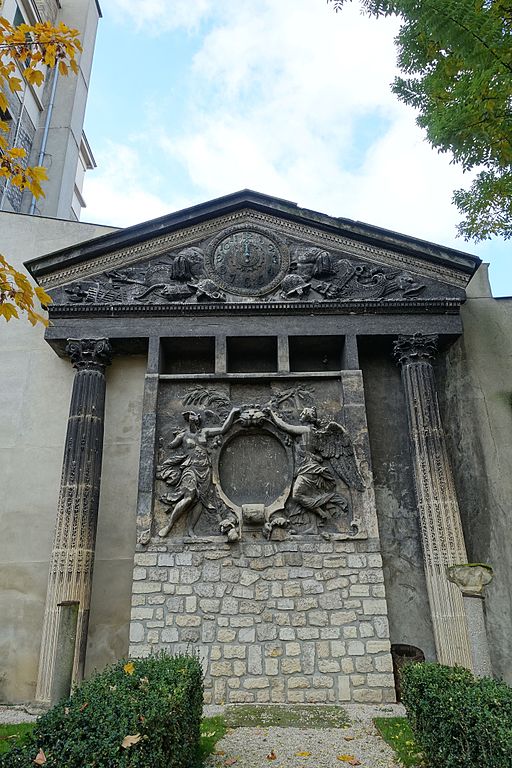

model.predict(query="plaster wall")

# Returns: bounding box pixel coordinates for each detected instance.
[438,265,512,683]
[359,339,437,662]
[0,213,146,703]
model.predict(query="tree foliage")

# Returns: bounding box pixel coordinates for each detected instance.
[0,16,81,325]
[328,0,512,241]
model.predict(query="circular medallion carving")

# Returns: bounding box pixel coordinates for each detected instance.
[206,227,289,296]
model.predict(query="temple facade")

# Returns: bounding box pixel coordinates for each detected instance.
[1,191,511,705]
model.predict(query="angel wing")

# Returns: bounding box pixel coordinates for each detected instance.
[315,421,365,491]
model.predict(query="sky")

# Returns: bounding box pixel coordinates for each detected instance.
[81,0,512,296]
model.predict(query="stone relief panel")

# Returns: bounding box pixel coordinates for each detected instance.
[49,224,464,307]
[152,379,374,543]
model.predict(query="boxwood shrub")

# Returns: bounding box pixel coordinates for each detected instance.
[0,652,203,768]
[401,662,512,768]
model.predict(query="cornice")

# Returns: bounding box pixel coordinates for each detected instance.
[48,296,464,319]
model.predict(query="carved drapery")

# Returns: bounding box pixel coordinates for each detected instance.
[36,339,112,703]
[394,333,472,669]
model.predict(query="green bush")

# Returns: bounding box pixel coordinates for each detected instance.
[401,662,512,768]
[0,653,203,768]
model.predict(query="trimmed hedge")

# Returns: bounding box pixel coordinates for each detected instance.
[401,662,512,768]
[0,653,203,768]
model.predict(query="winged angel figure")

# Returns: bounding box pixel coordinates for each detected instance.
[268,406,365,524]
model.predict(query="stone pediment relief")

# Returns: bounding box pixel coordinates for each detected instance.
[45,213,467,310]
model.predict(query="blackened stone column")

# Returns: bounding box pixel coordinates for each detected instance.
[36,338,112,703]
[393,334,472,669]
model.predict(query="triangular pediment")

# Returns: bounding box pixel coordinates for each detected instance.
[26,191,480,315]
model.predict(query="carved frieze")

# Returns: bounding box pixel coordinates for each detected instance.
[154,387,366,543]
[48,225,463,310]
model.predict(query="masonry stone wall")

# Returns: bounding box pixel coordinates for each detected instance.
[129,537,395,704]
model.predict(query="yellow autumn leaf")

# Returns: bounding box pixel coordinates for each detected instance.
[337,756,356,763]
[123,661,135,675]
[8,76,22,93]
[25,67,45,87]
[121,733,141,749]
[295,752,311,757]
[0,303,20,321]
[43,44,57,67]
[35,286,52,304]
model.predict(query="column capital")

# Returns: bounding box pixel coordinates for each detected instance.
[393,333,438,367]
[65,338,113,372]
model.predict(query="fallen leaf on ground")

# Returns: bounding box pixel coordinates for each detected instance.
[224,759,238,766]
[214,750,225,756]
[337,756,361,765]
[266,751,277,760]
[123,661,135,675]
[296,752,311,757]
[121,734,141,749]
[79,702,88,711]
[344,735,355,741]
[33,749,46,765]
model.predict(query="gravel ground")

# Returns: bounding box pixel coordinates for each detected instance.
[0,706,39,724]
[0,702,406,767]
[205,704,406,768]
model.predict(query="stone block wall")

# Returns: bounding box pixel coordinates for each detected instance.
[129,537,395,704]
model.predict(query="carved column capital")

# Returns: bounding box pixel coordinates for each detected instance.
[393,333,438,367]
[66,338,113,371]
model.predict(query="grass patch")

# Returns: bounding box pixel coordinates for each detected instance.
[224,704,349,729]
[0,717,224,765]
[0,723,35,755]
[374,717,423,768]
[199,715,226,762]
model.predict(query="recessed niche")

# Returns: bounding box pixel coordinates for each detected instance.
[226,336,278,373]
[289,335,343,372]
[161,337,215,374]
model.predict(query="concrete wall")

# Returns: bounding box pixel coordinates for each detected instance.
[0,213,146,703]
[438,265,512,684]
[23,0,101,219]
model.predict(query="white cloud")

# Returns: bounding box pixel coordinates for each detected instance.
[82,142,185,227]
[87,0,482,257]
[108,0,213,32]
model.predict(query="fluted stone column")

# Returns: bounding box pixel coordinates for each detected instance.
[36,338,112,703]
[393,334,472,669]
